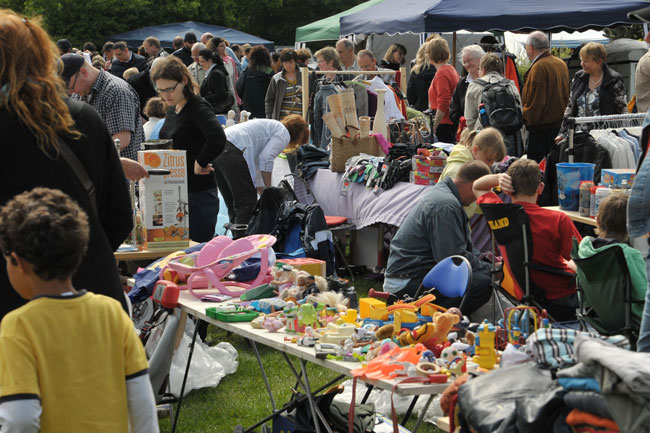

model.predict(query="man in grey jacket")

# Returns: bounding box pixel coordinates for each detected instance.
[384,160,493,315]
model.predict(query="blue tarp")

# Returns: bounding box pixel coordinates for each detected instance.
[340,0,649,35]
[107,21,274,52]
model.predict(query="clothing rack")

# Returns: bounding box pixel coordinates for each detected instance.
[299,66,406,119]
[566,113,646,163]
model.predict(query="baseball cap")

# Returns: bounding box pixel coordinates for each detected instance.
[628,5,650,22]
[60,53,85,83]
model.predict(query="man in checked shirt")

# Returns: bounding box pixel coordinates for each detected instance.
[60,53,148,180]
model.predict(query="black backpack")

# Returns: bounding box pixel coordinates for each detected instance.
[479,77,523,134]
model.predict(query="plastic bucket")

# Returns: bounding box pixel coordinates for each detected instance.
[556,162,595,211]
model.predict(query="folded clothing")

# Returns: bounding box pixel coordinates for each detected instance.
[566,409,619,432]
[564,391,613,421]
[558,377,601,393]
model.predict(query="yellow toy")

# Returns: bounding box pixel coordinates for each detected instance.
[473,319,497,370]
[397,312,460,349]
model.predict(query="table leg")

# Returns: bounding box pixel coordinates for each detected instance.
[244,375,344,433]
[280,352,333,433]
[401,395,419,425]
[411,394,436,433]
[250,340,276,411]
[171,316,200,433]
[300,359,333,433]
[360,384,374,404]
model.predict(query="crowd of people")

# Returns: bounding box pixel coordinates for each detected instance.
[1,4,650,432]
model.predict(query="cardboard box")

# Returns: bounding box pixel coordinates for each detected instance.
[276,258,326,277]
[600,168,635,187]
[138,150,190,250]
[410,170,437,185]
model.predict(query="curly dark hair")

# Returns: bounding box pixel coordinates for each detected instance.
[0,187,89,281]
[248,45,271,71]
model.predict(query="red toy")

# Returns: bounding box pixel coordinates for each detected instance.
[152,280,179,309]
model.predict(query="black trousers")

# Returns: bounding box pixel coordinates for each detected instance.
[526,125,561,163]
[436,123,457,144]
[213,141,258,237]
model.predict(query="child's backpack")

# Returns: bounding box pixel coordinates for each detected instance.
[479,77,523,134]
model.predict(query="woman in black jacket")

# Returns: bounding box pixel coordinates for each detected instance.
[198,48,234,114]
[237,45,274,118]
[0,11,133,319]
[407,43,436,112]
[379,43,407,71]
[560,42,627,135]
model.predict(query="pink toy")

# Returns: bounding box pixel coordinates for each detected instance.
[161,234,276,299]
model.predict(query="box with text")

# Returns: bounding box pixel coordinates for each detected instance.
[138,150,190,250]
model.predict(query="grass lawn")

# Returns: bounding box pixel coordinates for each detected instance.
[157,274,443,433]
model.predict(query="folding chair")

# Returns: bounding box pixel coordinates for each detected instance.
[283,173,356,281]
[570,238,643,348]
[479,203,578,322]
[411,255,471,302]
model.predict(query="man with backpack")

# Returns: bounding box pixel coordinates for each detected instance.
[464,53,524,156]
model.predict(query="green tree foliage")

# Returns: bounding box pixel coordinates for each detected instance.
[604,25,644,42]
[0,0,365,49]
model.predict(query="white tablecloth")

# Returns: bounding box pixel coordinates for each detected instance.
[308,168,429,229]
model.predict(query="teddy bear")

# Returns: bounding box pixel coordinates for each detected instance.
[398,311,460,350]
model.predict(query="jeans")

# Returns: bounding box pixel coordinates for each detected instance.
[213,142,258,237]
[188,187,219,243]
[636,254,650,352]
[527,125,560,163]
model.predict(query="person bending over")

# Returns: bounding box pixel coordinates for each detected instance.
[0,188,157,433]
[383,161,493,315]
[473,158,582,320]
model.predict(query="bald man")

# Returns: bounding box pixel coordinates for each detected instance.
[521,31,569,162]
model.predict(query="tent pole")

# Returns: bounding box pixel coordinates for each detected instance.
[400,66,407,94]
[301,67,309,120]
[452,32,457,68]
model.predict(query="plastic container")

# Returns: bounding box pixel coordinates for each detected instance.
[589,185,599,218]
[579,181,594,216]
[556,162,595,211]
[594,186,612,217]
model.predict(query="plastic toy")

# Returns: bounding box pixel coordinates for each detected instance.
[501,306,543,346]
[473,320,497,370]
[213,310,260,322]
[263,316,284,332]
[298,304,319,328]
[152,280,179,309]
[161,234,276,299]
[319,322,357,344]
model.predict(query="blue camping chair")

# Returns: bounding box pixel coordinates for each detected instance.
[415,255,472,310]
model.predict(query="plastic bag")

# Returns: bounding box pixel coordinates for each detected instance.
[333,379,443,426]
[169,320,238,396]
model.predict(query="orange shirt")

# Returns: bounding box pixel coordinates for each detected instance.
[428,64,460,125]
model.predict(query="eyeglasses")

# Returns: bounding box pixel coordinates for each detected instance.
[157,82,179,95]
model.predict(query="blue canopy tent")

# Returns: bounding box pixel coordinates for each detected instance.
[340,0,649,35]
[107,21,274,51]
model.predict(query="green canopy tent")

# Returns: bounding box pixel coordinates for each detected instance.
[295,0,384,43]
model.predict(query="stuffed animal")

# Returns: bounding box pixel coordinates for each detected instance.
[306,291,349,311]
[398,312,460,350]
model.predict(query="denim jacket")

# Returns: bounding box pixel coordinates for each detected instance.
[628,115,650,238]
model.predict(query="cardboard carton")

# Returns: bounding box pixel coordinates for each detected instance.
[138,150,190,250]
